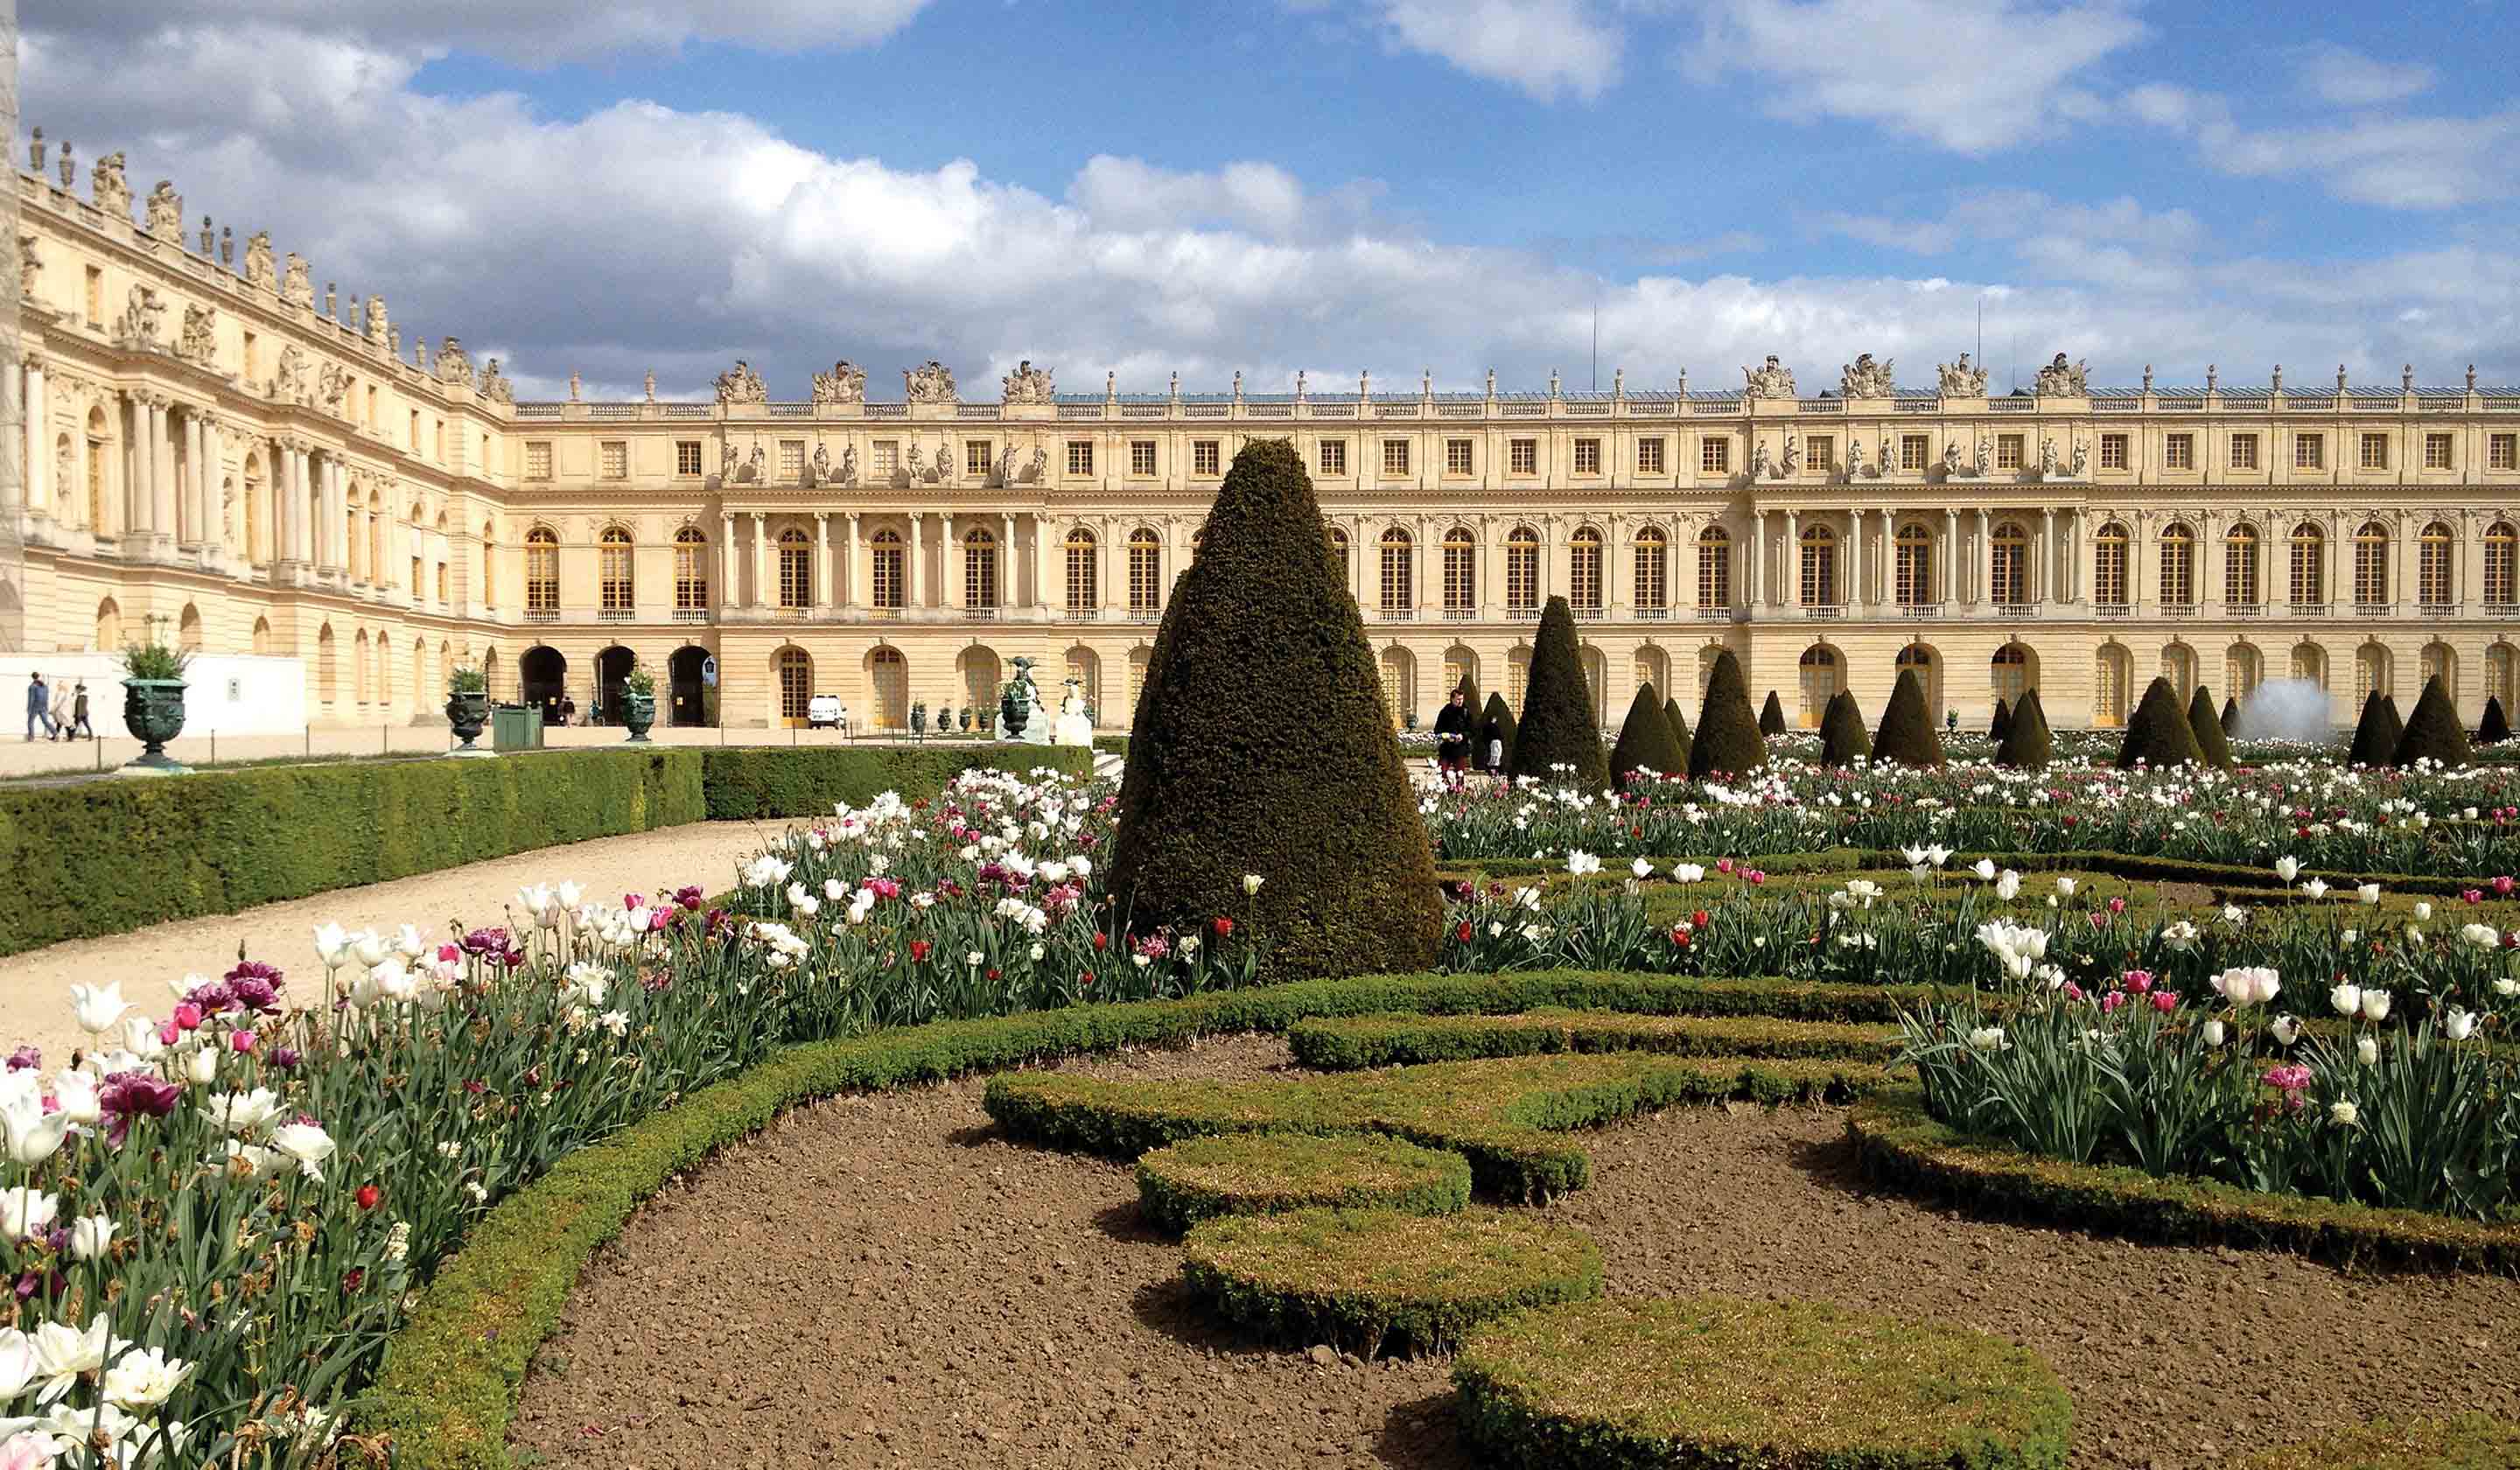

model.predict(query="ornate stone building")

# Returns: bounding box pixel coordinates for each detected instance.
[15,139,2520,733]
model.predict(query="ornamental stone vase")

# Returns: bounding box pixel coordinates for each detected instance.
[444,690,490,752]
[621,690,656,743]
[121,678,188,773]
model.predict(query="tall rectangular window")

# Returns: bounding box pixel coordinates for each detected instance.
[602,441,630,480]
[1193,440,1220,476]
[1997,434,2024,469]
[2295,433,2325,470]
[966,440,993,478]
[1382,438,1410,476]
[1442,533,1476,613]
[1506,531,1538,612]
[2493,434,2519,471]
[2231,433,2259,470]
[1805,435,1832,472]
[872,440,898,476]
[777,440,803,481]
[1900,435,1928,471]
[599,529,634,612]
[675,532,709,611]
[2360,433,2390,470]
[85,265,103,325]
[410,556,422,595]
[2425,432,2454,470]
[1698,438,1728,474]
[436,563,448,603]
[1572,438,1600,474]
[1066,529,1097,614]
[2093,528,2128,607]
[2100,434,2129,471]
[1633,530,1668,610]
[1509,438,1537,474]
[1697,531,1730,609]
[1636,437,1665,474]
[525,442,552,480]
[2165,434,2194,470]
[676,440,702,476]
[1130,440,1156,477]
[1319,439,1348,475]
[1067,440,1095,476]
[1446,438,1474,475]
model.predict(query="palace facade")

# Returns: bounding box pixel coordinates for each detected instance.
[15,136,2520,735]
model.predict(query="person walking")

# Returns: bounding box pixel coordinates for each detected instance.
[67,682,93,739]
[50,682,73,741]
[1433,686,1474,776]
[24,671,55,740]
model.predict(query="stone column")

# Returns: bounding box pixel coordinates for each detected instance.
[719,512,737,608]
[813,513,830,611]
[201,416,224,553]
[150,399,177,545]
[125,396,153,537]
[22,358,45,516]
[909,514,925,610]
[1849,509,1865,608]
[1480,516,1499,620]
[1942,508,1957,603]
[1746,512,1761,607]
[749,511,766,608]
[2039,508,2054,603]
[844,512,862,612]
[942,512,959,612]
[1029,513,1046,612]
[1004,512,1018,611]
[1782,508,1799,607]
[1976,508,1990,605]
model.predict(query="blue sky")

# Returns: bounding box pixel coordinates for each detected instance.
[23,0,2520,400]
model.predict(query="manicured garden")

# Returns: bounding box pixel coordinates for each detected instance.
[5,438,2515,1468]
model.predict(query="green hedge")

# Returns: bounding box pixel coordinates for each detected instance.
[2236,1414,2520,1470]
[0,749,704,956]
[1136,1133,1471,1234]
[1848,1088,2520,1273]
[697,744,1094,819]
[1287,1008,1903,1070]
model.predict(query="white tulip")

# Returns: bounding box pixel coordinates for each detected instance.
[2361,988,2392,1022]
[1994,870,2022,901]
[2356,1036,2380,1065]
[69,982,130,1035]
[2202,1020,2226,1046]
[395,922,429,958]
[47,1070,99,1129]
[2301,878,2330,900]
[2414,901,2433,921]
[2055,877,2078,898]
[2356,884,2382,906]
[102,1344,190,1412]
[1241,873,1264,895]
[30,1313,111,1401]
[0,1188,59,1240]
[2329,1100,2359,1127]
[0,1327,33,1399]
[2463,923,2502,949]
[2274,856,2300,883]
[557,880,584,908]
[311,922,350,967]
[1972,858,1998,881]
[351,930,392,968]
[1965,1026,2008,1052]
[2443,1007,2478,1041]
[1631,858,1655,879]
[2271,1014,2302,1046]
[185,1046,219,1085]
[68,1214,118,1262]
[119,1015,166,1061]
[269,1121,337,1182]
[1566,850,1600,877]
[206,1088,283,1135]
[2329,983,2362,1017]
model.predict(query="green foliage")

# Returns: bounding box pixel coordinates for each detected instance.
[2236,1415,2520,1470]
[1818,687,1871,768]
[1685,648,1767,780]
[1452,1296,2074,1470]
[1508,596,1610,790]
[1608,681,1686,786]
[2349,690,2400,766]
[1479,692,1517,774]
[1184,1207,1601,1357]
[2221,696,2240,738]
[698,745,1091,820]
[2188,682,2234,769]
[1286,1009,1901,1071]
[2393,675,2474,768]
[1872,667,1945,768]
[446,665,487,696]
[1135,1134,1471,1234]
[1995,688,2053,770]
[1988,697,2012,743]
[1108,438,1442,981]
[1661,696,1691,774]
[622,664,656,697]
[1758,689,1787,735]
[118,638,192,681]
[2116,677,2204,769]
[2482,696,2512,746]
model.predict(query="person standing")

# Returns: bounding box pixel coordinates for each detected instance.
[51,682,73,740]
[67,682,92,739]
[1433,686,1474,775]
[24,671,54,740]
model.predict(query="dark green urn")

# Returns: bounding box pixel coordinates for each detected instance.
[122,678,188,771]
[621,690,656,742]
[444,690,490,750]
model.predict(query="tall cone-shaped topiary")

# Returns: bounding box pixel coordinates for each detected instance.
[1995,687,2053,769]
[1662,696,1693,774]
[2347,690,2397,766]
[1478,692,1517,774]
[2188,683,2234,769]
[1818,687,1871,767]
[2381,695,2405,756]
[2482,694,2511,746]
[1988,697,2012,745]
[2392,675,2474,768]
[1758,690,1788,736]
[1872,668,1945,768]
[1507,596,1610,790]
[1107,438,1440,979]
[1686,648,1768,780]
[2115,676,2203,769]
[2221,696,2240,738]
[1610,681,1687,786]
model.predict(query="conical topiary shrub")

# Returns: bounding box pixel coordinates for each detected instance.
[1107,438,1441,980]
[2393,675,2474,768]
[1995,687,2053,769]
[1476,691,1516,773]
[1610,681,1687,786]
[2115,676,2204,769]
[1818,687,1871,767]
[1871,668,1944,768]
[1663,696,1693,774]
[2348,690,2398,766]
[2381,695,2405,756]
[2482,694,2511,746]
[1988,697,2012,745]
[1686,648,1767,780]
[2188,683,2234,769]
[1759,690,1788,736]
[2221,696,2240,738]
[1507,596,1610,791]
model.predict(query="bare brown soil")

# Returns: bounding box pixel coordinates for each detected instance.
[511,1034,2520,1469]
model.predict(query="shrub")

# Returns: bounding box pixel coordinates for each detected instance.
[1106,438,1442,980]
[1995,688,2053,770]
[1508,596,1610,791]
[2188,682,2234,769]
[2116,677,2203,769]
[2482,695,2512,746]
[2393,675,2473,768]
[2348,690,2396,766]
[1758,689,1787,735]
[1818,688,1871,768]
[2221,695,2240,738]
[1286,1009,1901,1071]
[1988,697,2012,743]
[1661,696,1692,774]
[1137,1134,1471,1234]
[1478,692,1518,774]
[699,746,1091,820]
[1872,667,1945,768]
[1608,681,1686,786]
[1685,648,1766,780]
[2236,1414,2520,1470]
[1452,1296,2074,1470]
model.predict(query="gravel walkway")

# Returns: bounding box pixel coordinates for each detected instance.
[0,821,787,1062]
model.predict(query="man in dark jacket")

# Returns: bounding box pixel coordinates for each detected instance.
[1433,686,1474,774]
[68,682,92,738]
[24,671,54,740]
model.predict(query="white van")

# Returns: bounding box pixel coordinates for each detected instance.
[806,695,849,731]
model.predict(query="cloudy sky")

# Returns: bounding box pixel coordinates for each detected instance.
[21,0,2520,402]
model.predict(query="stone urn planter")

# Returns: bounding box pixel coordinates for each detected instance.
[621,690,656,743]
[444,690,491,754]
[121,678,188,773]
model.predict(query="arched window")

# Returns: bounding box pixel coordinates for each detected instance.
[317,625,338,708]
[242,453,264,562]
[94,598,122,652]
[1633,527,1669,614]
[2419,522,2454,609]
[775,647,813,725]
[1065,527,1098,616]
[2227,643,2263,700]
[870,528,904,612]
[868,647,907,729]
[1894,522,1933,607]
[2288,522,2327,608]
[2488,522,2517,608]
[2093,522,2129,608]
[354,632,371,705]
[1326,525,1351,587]
[1377,648,1416,729]
[2094,645,2131,727]
[960,648,1001,710]
[86,407,109,534]
[525,527,558,614]
[1508,646,1532,712]
[1580,646,1609,725]
[2163,642,2196,704]
[1126,645,1152,716]
[252,617,271,656]
[1796,646,1839,728]
[2224,522,2260,609]
[2355,643,2390,708]
[2488,645,2516,711]
[2159,522,2194,606]
[1378,528,1413,618]
[1895,643,1938,718]
[1991,643,2030,707]
[778,528,812,610]
[1128,528,1162,614]
[368,495,384,584]
[1064,647,1102,723]
[1990,522,2027,606]
[2421,642,2454,702]
[2353,521,2390,608]
[2292,641,2328,690]
[600,527,635,614]
[1442,527,1477,615]
[1696,527,1730,611]
[1799,526,1838,607]
[177,605,202,654]
[1633,646,1667,701]
[1569,527,1604,613]
[963,528,998,611]
[674,526,709,613]
[1507,527,1541,613]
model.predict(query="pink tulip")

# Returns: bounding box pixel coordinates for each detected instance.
[172,1004,203,1032]
[230,1030,256,1053]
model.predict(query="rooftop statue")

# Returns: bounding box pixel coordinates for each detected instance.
[435,336,475,388]
[1936,352,1990,396]
[89,151,130,220]
[280,252,313,308]
[364,293,389,344]
[716,359,767,404]
[1742,354,1796,397]
[1001,359,1054,405]
[1838,353,1895,399]
[2034,353,2089,396]
[242,230,276,290]
[479,358,514,404]
[904,359,956,404]
[811,360,867,404]
[143,181,181,240]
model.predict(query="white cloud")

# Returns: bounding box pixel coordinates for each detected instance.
[1284,0,1625,101]
[29,0,934,62]
[2292,41,2435,108]
[1685,0,2150,153]
[1065,158,1382,242]
[1818,191,2201,260]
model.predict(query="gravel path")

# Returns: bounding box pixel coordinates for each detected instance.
[513,1034,2520,1469]
[0,821,787,1062]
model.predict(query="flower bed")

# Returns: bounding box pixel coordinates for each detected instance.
[1134,1133,1471,1233]
[697,744,1091,820]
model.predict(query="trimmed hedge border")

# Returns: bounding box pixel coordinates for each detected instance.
[1848,1088,2520,1274]
[1287,1008,1901,1071]
[1135,1133,1471,1234]
[1438,844,2504,896]
[696,744,1093,819]
[2235,1414,2520,1469]
[1182,1206,1601,1356]
[1452,1296,2073,1470]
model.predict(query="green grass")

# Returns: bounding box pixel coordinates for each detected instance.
[1135,1132,1471,1234]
